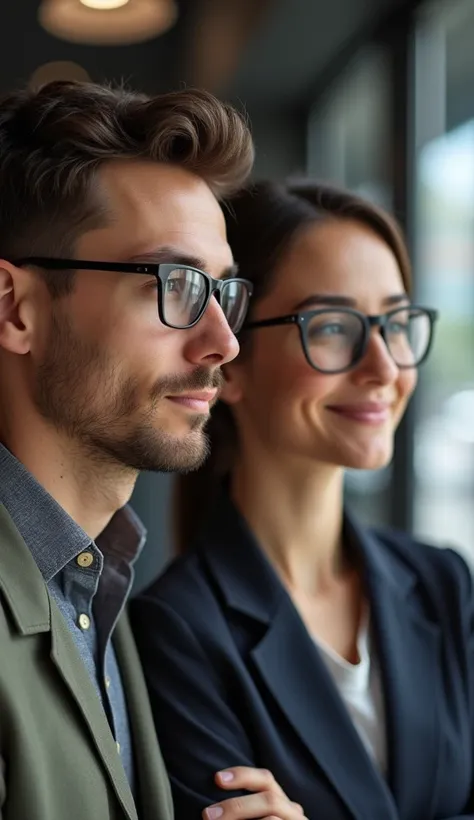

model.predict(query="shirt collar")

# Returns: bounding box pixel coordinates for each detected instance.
[0,443,146,583]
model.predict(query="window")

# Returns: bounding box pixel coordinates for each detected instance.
[308,46,392,209]
[413,0,474,562]
[308,46,394,528]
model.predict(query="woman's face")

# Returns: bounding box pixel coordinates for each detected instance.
[222,218,418,471]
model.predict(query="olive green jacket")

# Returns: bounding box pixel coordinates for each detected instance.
[0,503,173,820]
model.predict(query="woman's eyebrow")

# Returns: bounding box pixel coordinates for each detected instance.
[293,293,409,310]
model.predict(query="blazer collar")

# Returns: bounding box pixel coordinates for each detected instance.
[344,512,417,599]
[0,503,50,634]
[198,491,286,624]
[199,491,440,820]
[199,491,418,622]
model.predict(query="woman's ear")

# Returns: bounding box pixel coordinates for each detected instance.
[219,360,244,405]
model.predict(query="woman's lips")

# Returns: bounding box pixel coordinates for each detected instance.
[326,402,392,424]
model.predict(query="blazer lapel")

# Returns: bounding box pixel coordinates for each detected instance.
[251,598,398,820]
[114,613,174,820]
[201,496,398,820]
[49,589,138,820]
[355,520,442,819]
[0,504,137,820]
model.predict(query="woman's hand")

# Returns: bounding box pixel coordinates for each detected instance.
[202,766,308,819]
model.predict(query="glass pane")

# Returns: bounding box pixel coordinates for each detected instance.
[413,0,474,565]
[308,46,393,527]
[308,46,392,210]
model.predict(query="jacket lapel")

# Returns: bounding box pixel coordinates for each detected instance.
[114,613,174,820]
[0,504,137,820]
[355,520,442,818]
[202,495,442,820]
[201,496,398,820]
[251,597,398,819]
[49,603,138,819]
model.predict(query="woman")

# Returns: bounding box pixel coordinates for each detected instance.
[131,181,474,820]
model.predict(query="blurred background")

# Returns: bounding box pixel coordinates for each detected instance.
[4,0,473,585]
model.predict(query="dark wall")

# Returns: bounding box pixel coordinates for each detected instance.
[249,107,308,179]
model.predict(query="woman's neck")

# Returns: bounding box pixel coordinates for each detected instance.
[230,450,346,595]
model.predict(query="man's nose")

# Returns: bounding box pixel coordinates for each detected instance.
[182,295,240,367]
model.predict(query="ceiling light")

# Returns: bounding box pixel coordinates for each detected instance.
[38,0,178,46]
[30,61,92,89]
[80,0,130,8]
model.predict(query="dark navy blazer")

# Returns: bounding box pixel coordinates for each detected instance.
[131,494,474,820]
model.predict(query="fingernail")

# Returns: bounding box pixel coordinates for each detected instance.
[218,770,234,782]
[205,807,224,820]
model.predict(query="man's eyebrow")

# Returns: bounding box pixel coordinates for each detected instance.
[126,247,206,270]
[127,246,239,278]
[221,263,239,279]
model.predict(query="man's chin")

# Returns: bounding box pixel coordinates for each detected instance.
[150,428,210,474]
[91,425,210,474]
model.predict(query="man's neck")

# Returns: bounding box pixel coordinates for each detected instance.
[2,423,137,540]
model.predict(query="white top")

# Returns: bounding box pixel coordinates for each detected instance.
[314,613,387,773]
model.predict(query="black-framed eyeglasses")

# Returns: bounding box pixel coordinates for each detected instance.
[12,257,254,333]
[244,305,439,374]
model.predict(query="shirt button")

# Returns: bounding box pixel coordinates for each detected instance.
[116,742,121,754]
[78,613,91,631]
[105,676,111,689]
[76,551,94,568]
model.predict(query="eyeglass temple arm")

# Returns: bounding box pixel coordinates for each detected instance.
[244,315,299,330]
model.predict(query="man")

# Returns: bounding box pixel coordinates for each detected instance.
[0,79,254,820]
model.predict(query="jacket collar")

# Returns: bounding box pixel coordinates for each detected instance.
[0,503,50,634]
[198,491,286,623]
[199,490,417,623]
[199,490,440,820]
[0,444,146,585]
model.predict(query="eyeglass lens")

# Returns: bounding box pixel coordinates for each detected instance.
[305,308,432,372]
[162,267,249,332]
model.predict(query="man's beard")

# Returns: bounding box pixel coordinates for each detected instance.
[33,310,222,473]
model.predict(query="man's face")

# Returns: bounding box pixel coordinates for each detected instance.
[30,160,240,472]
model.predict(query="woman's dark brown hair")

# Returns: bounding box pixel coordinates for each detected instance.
[0,80,254,296]
[173,179,412,552]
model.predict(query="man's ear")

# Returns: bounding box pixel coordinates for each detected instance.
[219,360,244,405]
[0,261,34,355]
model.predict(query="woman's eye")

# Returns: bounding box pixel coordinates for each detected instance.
[310,323,346,337]
[389,321,409,334]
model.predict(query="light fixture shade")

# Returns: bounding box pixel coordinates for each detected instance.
[30,61,91,89]
[38,0,178,46]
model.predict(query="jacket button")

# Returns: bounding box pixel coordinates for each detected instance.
[78,613,91,631]
[76,552,94,568]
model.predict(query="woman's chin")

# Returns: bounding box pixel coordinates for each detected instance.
[340,444,393,472]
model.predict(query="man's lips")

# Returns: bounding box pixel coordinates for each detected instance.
[326,402,392,424]
[166,390,218,412]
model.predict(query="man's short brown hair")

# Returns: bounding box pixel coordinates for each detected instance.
[0,81,254,295]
